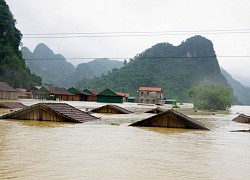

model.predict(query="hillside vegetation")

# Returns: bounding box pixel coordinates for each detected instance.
[0,0,41,88]
[77,36,229,102]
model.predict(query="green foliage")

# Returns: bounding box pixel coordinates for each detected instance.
[0,0,41,88]
[76,35,229,102]
[188,83,233,110]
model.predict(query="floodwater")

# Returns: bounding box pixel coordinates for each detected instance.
[0,100,249,180]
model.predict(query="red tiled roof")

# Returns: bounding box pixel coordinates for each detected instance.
[116,92,130,98]
[0,82,18,92]
[87,89,98,95]
[139,87,163,92]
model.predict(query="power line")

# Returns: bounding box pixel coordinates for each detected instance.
[22,28,250,38]
[24,55,250,61]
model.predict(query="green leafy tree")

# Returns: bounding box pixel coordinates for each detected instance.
[188,83,233,110]
[0,0,41,88]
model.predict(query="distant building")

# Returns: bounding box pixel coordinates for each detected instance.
[37,85,74,101]
[97,88,124,103]
[0,82,19,100]
[82,89,98,102]
[67,87,86,101]
[137,87,164,105]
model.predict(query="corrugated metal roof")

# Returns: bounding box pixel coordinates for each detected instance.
[139,87,163,92]
[1,103,98,123]
[0,102,26,109]
[0,82,18,92]
[130,109,209,130]
[91,104,133,114]
[116,92,130,98]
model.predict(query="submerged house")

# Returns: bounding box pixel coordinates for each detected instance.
[138,87,164,105]
[0,82,19,100]
[232,114,250,123]
[0,103,98,123]
[130,109,209,130]
[82,89,97,102]
[0,102,26,109]
[37,86,74,101]
[91,104,133,114]
[96,88,124,103]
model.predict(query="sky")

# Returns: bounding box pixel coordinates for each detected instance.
[5,0,250,86]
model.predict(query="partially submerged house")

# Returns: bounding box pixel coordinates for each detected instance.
[232,114,250,123]
[82,89,97,102]
[0,102,26,109]
[116,92,130,102]
[67,87,86,101]
[16,88,31,99]
[137,87,164,105]
[0,103,98,123]
[97,88,124,103]
[0,82,19,100]
[37,86,74,101]
[130,109,209,130]
[91,104,133,114]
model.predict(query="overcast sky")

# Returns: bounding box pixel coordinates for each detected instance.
[5,0,250,86]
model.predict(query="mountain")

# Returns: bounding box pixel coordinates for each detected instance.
[0,0,41,88]
[76,35,229,102]
[221,68,250,105]
[69,58,123,85]
[22,43,75,87]
[22,45,123,87]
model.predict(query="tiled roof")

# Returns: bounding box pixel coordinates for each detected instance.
[116,92,130,98]
[232,114,250,123]
[0,102,26,109]
[43,86,74,95]
[0,82,18,92]
[139,87,163,92]
[86,89,98,95]
[91,104,133,114]
[130,109,209,130]
[1,103,98,123]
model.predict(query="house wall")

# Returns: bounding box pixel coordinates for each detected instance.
[97,95,123,103]
[87,95,97,102]
[138,91,164,104]
[0,91,18,100]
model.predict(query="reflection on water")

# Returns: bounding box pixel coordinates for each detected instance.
[0,103,250,179]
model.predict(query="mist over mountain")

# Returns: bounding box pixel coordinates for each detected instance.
[22,44,123,87]
[76,35,230,102]
[221,68,250,105]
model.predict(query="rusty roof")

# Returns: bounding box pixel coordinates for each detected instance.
[1,103,98,123]
[139,87,163,92]
[116,92,130,98]
[0,82,18,92]
[86,89,98,95]
[130,109,209,130]
[42,86,74,95]
[0,102,26,109]
[91,104,133,114]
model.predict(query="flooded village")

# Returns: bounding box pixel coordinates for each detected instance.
[0,81,250,179]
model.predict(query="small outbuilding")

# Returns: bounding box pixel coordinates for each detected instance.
[232,114,250,123]
[91,104,133,114]
[130,109,209,130]
[97,88,124,103]
[0,103,98,123]
[0,82,19,100]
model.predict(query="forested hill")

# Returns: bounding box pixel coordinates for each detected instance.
[221,68,250,105]
[22,44,123,87]
[76,35,229,102]
[22,43,75,87]
[0,0,41,88]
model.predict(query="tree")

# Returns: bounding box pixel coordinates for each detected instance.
[0,0,41,88]
[188,83,233,110]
